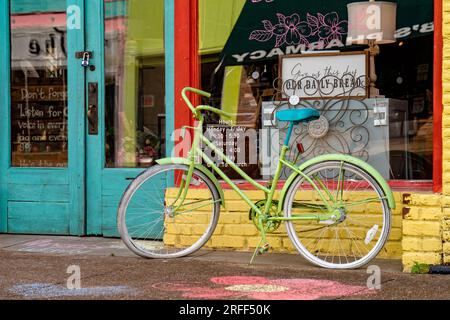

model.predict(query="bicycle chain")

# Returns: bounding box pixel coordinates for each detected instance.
[249,200,282,233]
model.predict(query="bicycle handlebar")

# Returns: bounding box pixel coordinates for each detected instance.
[182,87,233,119]
[182,87,211,116]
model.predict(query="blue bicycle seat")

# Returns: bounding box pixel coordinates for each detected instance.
[276,108,320,123]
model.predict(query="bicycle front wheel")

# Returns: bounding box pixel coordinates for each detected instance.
[118,164,221,258]
[284,161,391,269]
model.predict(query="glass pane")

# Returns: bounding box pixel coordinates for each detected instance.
[105,0,165,168]
[10,1,68,167]
[198,0,434,181]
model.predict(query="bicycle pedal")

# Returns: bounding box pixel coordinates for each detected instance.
[258,243,270,255]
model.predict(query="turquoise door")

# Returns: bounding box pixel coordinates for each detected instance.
[84,0,170,236]
[0,0,172,236]
[0,0,86,235]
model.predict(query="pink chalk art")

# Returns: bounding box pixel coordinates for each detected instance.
[152,276,375,300]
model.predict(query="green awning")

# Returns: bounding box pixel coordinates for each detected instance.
[220,0,433,65]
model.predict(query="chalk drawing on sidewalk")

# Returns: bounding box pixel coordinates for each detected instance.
[10,283,133,298]
[152,276,375,300]
[15,239,125,255]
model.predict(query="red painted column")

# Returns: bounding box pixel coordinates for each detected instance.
[433,0,443,193]
[173,0,200,156]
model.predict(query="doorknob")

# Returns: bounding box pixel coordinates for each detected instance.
[87,82,98,135]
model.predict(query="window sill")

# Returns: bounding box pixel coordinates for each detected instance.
[214,179,434,193]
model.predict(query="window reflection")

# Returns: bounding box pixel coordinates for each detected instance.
[199,0,434,181]
[105,0,165,168]
[10,1,68,167]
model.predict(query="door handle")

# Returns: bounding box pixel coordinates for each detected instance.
[87,82,98,135]
[87,104,98,134]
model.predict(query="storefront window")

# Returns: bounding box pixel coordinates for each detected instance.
[105,0,165,168]
[10,1,68,167]
[199,0,434,181]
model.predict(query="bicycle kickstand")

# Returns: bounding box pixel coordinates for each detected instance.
[249,218,270,264]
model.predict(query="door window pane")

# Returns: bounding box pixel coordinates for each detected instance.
[105,0,165,168]
[10,1,68,167]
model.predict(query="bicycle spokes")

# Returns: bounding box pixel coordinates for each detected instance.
[118,164,220,258]
[284,161,390,269]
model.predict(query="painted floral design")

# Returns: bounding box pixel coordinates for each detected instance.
[250,12,347,47]
[152,276,374,300]
[277,14,312,46]
[317,12,348,44]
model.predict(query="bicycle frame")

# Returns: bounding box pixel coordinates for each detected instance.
[178,116,337,225]
[156,87,395,246]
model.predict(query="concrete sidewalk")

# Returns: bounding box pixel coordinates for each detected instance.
[2,234,450,300]
[0,234,403,272]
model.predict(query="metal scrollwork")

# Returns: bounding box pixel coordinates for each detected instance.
[266,74,371,178]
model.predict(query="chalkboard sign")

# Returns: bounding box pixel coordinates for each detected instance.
[204,123,260,179]
[11,84,68,167]
[10,21,69,168]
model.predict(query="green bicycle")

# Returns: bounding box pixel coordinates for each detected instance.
[118,87,395,269]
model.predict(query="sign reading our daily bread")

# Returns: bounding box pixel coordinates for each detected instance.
[280,51,369,99]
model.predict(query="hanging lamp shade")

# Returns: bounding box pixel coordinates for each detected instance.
[347,1,397,45]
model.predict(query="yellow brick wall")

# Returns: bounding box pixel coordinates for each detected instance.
[165,189,404,259]
[208,190,404,258]
[443,215,450,264]
[164,188,448,272]
[402,194,444,271]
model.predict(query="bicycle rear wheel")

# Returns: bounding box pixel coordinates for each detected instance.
[118,164,220,258]
[284,161,391,269]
